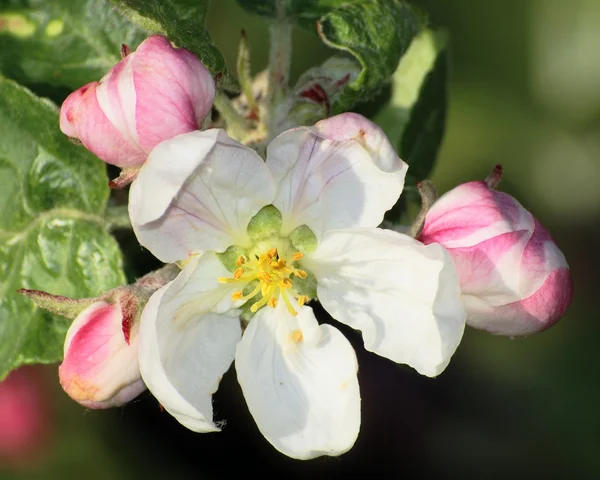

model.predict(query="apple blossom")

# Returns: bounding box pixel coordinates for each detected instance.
[128,113,466,459]
[59,35,215,168]
[419,166,572,336]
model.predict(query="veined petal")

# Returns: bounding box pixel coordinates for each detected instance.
[138,254,242,432]
[267,113,407,240]
[96,52,139,148]
[304,228,466,377]
[130,130,276,262]
[236,303,360,460]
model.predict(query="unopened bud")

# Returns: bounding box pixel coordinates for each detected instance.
[60,35,215,169]
[419,168,572,336]
[58,291,145,409]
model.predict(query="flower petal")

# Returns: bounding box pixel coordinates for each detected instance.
[138,254,242,432]
[303,228,466,377]
[235,303,360,460]
[129,129,276,262]
[267,113,407,239]
[133,35,216,152]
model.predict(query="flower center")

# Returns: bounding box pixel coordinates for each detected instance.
[217,244,309,317]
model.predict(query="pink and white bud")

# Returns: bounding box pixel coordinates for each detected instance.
[60,35,215,168]
[419,169,572,336]
[59,293,145,408]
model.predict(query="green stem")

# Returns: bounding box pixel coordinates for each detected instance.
[265,0,292,138]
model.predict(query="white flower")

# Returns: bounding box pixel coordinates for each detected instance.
[129,113,466,460]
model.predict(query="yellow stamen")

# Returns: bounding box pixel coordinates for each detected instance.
[297,295,309,306]
[233,267,244,279]
[294,269,308,279]
[232,291,243,301]
[258,271,272,283]
[280,289,298,316]
[218,244,310,317]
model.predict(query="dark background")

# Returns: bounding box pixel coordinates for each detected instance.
[3,0,599,478]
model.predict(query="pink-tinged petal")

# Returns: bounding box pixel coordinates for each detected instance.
[138,254,242,432]
[59,301,145,409]
[133,35,216,152]
[59,81,146,167]
[421,181,533,248]
[236,303,360,460]
[420,178,572,335]
[267,113,407,239]
[130,130,275,263]
[314,112,403,173]
[465,268,572,336]
[95,52,140,148]
[59,81,95,138]
[458,220,572,336]
[304,228,466,377]
[59,35,215,168]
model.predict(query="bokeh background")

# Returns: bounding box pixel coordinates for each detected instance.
[2,0,598,478]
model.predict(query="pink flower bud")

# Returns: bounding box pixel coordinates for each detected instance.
[419,174,572,336]
[60,35,215,167]
[59,293,145,408]
[0,367,51,468]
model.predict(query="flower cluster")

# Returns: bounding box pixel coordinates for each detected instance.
[53,35,572,460]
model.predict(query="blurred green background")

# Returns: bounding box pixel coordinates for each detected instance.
[2,0,598,478]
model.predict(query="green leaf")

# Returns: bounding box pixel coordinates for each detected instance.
[236,0,422,112]
[108,0,238,91]
[373,28,448,182]
[0,75,126,381]
[317,0,423,113]
[0,0,147,90]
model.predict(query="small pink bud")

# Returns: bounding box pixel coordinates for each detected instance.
[0,367,51,468]
[59,293,145,408]
[419,174,572,336]
[60,35,215,167]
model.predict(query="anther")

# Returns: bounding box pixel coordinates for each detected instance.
[297,295,309,306]
[292,252,303,261]
[232,291,243,300]
[267,297,278,308]
[295,269,308,279]
[267,247,278,258]
[280,278,293,289]
[236,256,246,267]
[258,271,273,283]
[233,267,245,279]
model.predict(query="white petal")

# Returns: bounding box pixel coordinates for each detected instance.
[266,117,407,240]
[304,228,466,377]
[236,303,360,460]
[130,129,275,262]
[138,253,242,432]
